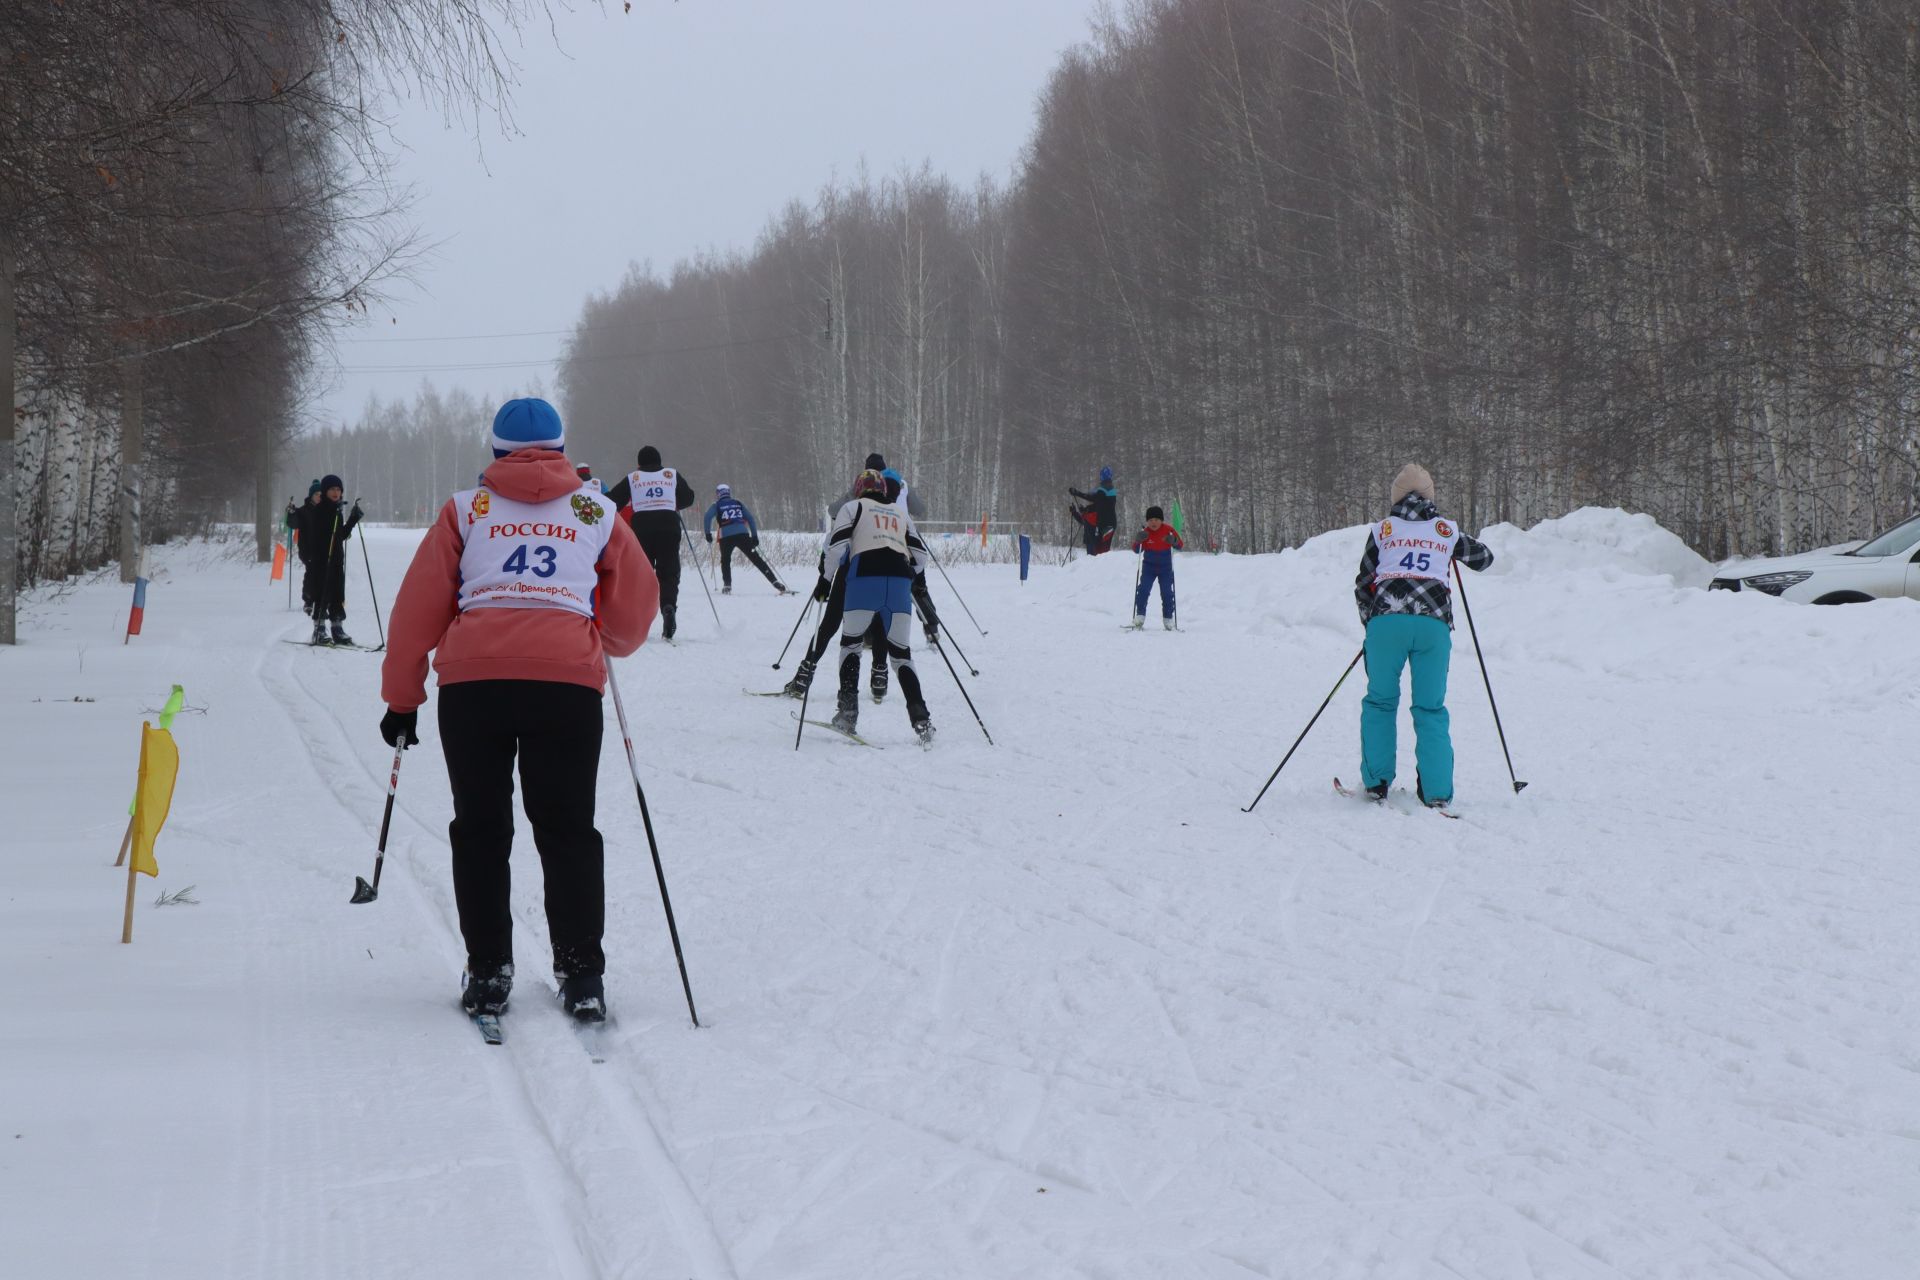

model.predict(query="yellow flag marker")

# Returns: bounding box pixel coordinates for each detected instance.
[121,722,180,943]
[114,685,184,868]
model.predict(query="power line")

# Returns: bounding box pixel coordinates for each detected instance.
[334,297,814,345]
[331,328,818,374]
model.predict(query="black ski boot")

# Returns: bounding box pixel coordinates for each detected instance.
[661,606,677,641]
[869,661,889,704]
[310,618,329,645]
[901,668,933,744]
[558,971,607,1023]
[462,960,514,1015]
[1365,781,1389,802]
[783,656,816,699]
[832,655,861,735]
[330,622,354,646]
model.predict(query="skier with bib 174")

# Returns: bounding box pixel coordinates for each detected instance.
[1353,464,1494,811]
[378,397,657,1025]
[703,483,789,594]
[604,446,695,641]
[1129,504,1183,629]
[819,469,936,743]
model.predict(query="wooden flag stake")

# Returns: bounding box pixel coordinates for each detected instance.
[121,848,139,943]
[113,812,135,868]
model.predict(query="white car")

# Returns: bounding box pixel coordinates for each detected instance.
[1709,514,1920,603]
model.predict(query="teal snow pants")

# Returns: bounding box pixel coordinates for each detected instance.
[1360,614,1453,800]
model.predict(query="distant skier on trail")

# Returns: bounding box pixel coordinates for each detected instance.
[703,483,789,594]
[378,397,657,1025]
[784,451,936,701]
[292,474,363,644]
[574,463,602,493]
[819,468,935,742]
[1069,466,1118,555]
[604,446,695,640]
[1352,463,1494,811]
[1130,504,1184,629]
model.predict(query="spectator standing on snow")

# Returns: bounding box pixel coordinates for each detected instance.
[702,483,789,594]
[1130,505,1184,629]
[1069,466,1119,555]
[285,479,322,614]
[293,474,363,644]
[605,446,695,641]
[378,397,657,1023]
[1352,463,1495,810]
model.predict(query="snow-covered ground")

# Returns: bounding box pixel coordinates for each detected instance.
[4,509,1916,1279]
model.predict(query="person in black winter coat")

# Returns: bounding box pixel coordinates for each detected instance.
[1069,466,1119,555]
[293,474,363,643]
[285,479,323,614]
[604,446,697,640]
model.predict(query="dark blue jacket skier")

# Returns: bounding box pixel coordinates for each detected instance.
[702,484,787,594]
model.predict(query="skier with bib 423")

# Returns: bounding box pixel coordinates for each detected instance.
[378,397,657,1025]
[819,469,936,743]
[1130,504,1183,629]
[703,483,789,594]
[1352,464,1493,811]
[604,446,694,640]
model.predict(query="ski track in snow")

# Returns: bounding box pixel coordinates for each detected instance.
[4,515,1920,1278]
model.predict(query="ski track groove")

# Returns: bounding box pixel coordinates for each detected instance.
[264,639,738,1280]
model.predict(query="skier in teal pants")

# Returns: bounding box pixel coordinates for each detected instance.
[1353,464,1495,808]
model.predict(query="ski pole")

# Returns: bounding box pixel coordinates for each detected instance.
[357,501,387,650]
[772,591,815,669]
[922,619,993,744]
[925,547,988,637]
[679,515,723,631]
[350,741,406,903]
[285,508,295,611]
[935,619,978,677]
[1131,553,1143,620]
[605,656,702,1026]
[1241,646,1364,813]
[1453,563,1527,794]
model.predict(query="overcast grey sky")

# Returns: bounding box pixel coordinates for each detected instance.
[315,0,1098,431]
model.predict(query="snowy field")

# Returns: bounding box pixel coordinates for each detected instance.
[3,509,1917,1279]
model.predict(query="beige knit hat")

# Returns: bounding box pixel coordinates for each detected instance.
[1390,463,1434,506]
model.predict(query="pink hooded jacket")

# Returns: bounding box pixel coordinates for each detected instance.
[380,450,658,710]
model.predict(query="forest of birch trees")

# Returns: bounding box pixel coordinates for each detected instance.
[0,0,543,643]
[558,0,1920,559]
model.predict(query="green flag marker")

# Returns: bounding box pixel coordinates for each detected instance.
[1170,500,1185,535]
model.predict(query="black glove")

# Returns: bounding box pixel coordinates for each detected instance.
[813,575,831,602]
[923,617,940,645]
[705,531,713,543]
[380,708,419,748]
[748,536,760,550]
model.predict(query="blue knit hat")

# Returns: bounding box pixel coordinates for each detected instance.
[491,397,565,457]
[1099,465,1113,485]
[881,468,902,484]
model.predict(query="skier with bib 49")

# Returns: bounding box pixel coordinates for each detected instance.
[604,446,694,640]
[378,398,657,1024]
[820,469,935,743]
[1353,464,1494,811]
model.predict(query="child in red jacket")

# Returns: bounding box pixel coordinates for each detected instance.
[1130,505,1184,629]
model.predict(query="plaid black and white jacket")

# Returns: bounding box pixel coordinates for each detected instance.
[1354,495,1495,629]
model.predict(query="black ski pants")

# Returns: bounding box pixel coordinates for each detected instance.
[439,680,606,977]
[719,534,783,590]
[635,525,682,617]
[301,552,348,622]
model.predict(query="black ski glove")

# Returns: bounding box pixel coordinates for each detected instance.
[813,575,832,602]
[705,531,713,543]
[923,617,940,645]
[380,708,419,748]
